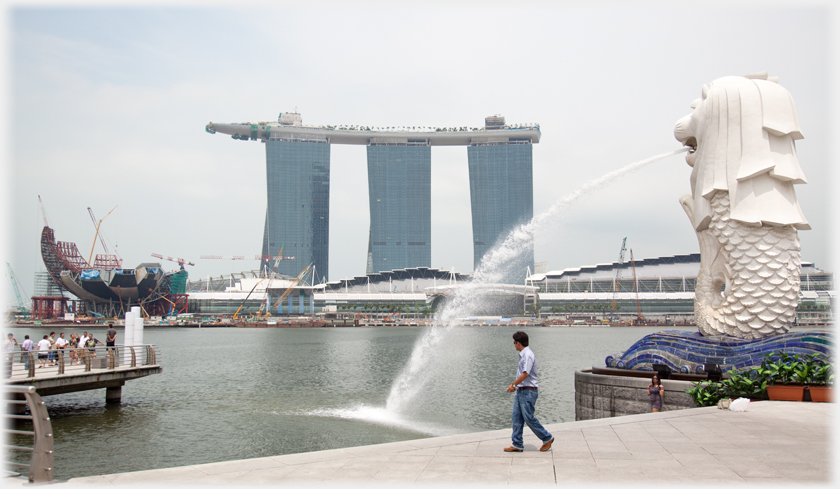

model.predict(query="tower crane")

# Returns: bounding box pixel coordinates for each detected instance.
[151,253,195,269]
[610,237,627,317]
[5,262,30,319]
[630,249,644,324]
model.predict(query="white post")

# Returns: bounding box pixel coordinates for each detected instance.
[134,316,144,348]
[123,310,135,364]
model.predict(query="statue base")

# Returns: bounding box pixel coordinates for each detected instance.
[605,329,833,375]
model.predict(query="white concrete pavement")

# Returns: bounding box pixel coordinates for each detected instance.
[66,401,833,486]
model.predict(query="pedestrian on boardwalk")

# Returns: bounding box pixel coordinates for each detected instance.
[21,335,34,372]
[647,375,664,412]
[69,334,78,365]
[106,323,117,359]
[87,336,103,358]
[504,331,554,453]
[37,335,51,368]
[48,331,56,366]
[4,333,18,378]
[55,333,68,366]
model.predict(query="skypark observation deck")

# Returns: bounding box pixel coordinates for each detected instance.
[205,114,540,284]
[204,121,541,146]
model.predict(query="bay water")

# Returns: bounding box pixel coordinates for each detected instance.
[8,324,694,481]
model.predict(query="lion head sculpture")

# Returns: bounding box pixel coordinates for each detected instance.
[674,72,809,232]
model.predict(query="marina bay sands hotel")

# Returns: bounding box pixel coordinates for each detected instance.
[205,113,540,283]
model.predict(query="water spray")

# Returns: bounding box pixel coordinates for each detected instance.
[385,147,690,413]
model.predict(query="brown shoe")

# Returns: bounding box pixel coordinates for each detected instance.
[539,437,554,452]
[503,446,523,452]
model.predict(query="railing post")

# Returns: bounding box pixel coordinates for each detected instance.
[129,347,136,367]
[84,350,91,372]
[27,351,36,378]
[148,345,156,365]
[24,389,54,483]
[58,349,65,375]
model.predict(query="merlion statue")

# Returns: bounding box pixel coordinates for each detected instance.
[674,72,809,339]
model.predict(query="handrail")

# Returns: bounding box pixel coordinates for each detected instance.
[3,386,54,483]
[5,344,160,380]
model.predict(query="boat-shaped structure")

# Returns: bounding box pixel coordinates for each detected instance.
[40,225,168,307]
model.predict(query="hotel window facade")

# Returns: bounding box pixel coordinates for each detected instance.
[467,142,534,284]
[263,138,330,280]
[366,143,432,273]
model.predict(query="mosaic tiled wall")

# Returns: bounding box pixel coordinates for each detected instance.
[606,330,833,374]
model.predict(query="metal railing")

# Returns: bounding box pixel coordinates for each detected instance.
[3,386,54,483]
[5,344,160,379]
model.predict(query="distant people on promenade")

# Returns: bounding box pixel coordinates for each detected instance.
[37,335,51,368]
[4,333,17,378]
[647,375,664,412]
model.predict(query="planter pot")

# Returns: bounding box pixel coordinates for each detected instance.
[766,384,805,401]
[807,386,833,403]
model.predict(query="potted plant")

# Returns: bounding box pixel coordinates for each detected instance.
[802,354,834,402]
[760,353,806,401]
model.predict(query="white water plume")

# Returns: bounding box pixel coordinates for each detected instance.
[385,147,690,413]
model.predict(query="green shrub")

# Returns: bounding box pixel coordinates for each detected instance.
[686,351,833,407]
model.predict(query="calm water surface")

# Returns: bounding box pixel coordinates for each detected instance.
[10,325,694,481]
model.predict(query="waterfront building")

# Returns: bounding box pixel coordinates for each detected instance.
[468,139,534,283]
[366,143,431,273]
[526,254,834,325]
[206,114,541,281]
[262,134,330,279]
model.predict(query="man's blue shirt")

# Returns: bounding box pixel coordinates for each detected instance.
[517,346,539,388]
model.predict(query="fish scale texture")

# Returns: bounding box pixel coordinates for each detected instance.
[695,191,800,339]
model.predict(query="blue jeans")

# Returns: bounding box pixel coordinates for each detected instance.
[511,389,552,449]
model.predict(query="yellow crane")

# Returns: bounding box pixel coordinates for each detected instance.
[273,263,314,312]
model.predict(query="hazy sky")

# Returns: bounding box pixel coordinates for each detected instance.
[2,1,837,302]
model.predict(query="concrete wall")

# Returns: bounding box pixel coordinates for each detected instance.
[575,369,697,421]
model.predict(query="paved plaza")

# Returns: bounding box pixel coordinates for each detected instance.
[67,401,833,486]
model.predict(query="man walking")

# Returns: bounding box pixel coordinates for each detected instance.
[21,335,34,372]
[504,331,554,452]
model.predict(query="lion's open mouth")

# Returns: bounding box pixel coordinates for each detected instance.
[684,136,697,153]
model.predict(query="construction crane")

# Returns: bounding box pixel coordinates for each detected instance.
[87,205,118,265]
[273,263,314,310]
[5,262,30,319]
[38,195,50,227]
[610,237,627,316]
[200,254,295,261]
[255,246,287,318]
[630,249,644,324]
[151,253,195,269]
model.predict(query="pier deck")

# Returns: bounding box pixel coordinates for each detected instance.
[66,401,831,485]
[4,345,161,400]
